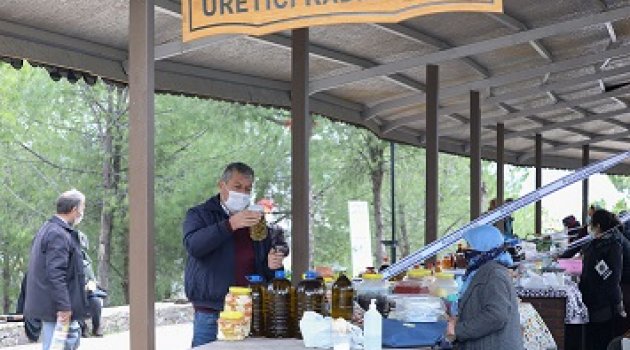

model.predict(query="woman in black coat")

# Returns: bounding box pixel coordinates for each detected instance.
[579,209,625,350]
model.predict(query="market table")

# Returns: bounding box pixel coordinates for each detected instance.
[193,338,434,349]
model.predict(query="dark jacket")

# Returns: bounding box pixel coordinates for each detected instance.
[455,261,524,350]
[613,228,630,283]
[579,234,623,322]
[183,195,279,310]
[24,216,88,322]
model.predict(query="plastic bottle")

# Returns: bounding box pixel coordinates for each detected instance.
[295,271,325,338]
[331,272,354,321]
[265,270,293,338]
[246,275,266,337]
[364,299,382,350]
[49,318,70,350]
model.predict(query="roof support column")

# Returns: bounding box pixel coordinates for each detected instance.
[128,1,155,350]
[470,90,482,220]
[497,123,505,231]
[389,142,397,264]
[582,145,590,226]
[291,28,310,285]
[425,65,439,251]
[535,134,543,234]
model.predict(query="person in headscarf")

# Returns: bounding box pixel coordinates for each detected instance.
[446,225,523,349]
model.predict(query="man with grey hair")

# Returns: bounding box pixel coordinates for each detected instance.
[183,162,285,346]
[25,189,88,350]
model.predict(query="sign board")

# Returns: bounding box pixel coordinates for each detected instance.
[348,201,373,277]
[183,0,503,41]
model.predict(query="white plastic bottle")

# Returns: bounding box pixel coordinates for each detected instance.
[364,299,382,350]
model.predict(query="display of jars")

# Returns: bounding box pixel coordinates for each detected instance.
[224,286,253,331]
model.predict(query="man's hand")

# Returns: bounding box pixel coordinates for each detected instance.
[57,310,72,323]
[229,210,262,230]
[446,316,457,342]
[268,248,284,270]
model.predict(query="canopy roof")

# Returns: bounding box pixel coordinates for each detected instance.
[1,0,630,174]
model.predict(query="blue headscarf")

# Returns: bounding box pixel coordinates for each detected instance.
[459,225,513,296]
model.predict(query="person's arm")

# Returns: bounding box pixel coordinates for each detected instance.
[455,269,513,341]
[182,207,232,259]
[44,231,72,313]
[604,243,623,306]
[559,245,582,259]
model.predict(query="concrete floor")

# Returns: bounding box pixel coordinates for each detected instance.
[3,323,193,350]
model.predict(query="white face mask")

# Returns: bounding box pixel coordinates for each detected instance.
[224,191,250,213]
[73,211,83,226]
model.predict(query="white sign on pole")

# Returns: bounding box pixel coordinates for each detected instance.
[348,201,373,277]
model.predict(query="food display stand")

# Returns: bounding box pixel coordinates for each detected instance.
[194,338,433,350]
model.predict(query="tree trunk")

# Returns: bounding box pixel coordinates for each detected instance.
[371,170,384,267]
[398,203,410,258]
[2,246,10,314]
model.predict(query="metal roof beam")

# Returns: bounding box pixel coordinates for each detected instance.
[154,35,234,60]
[505,107,630,139]
[485,11,555,61]
[155,0,181,18]
[440,85,630,134]
[374,23,490,78]
[551,129,630,153]
[309,6,630,94]
[363,44,630,119]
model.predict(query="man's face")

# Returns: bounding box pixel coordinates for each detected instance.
[71,201,85,226]
[219,172,253,203]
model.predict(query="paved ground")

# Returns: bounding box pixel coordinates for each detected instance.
[3,323,193,350]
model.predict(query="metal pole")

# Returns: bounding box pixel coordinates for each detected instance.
[390,142,396,263]
[470,90,482,220]
[426,65,439,252]
[128,0,155,349]
[497,123,505,230]
[291,28,310,285]
[535,133,543,234]
[582,145,590,225]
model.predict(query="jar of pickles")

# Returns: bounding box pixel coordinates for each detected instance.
[218,311,249,341]
[224,287,253,331]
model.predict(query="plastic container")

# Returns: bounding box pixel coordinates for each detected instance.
[218,311,248,341]
[429,272,458,299]
[224,286,252,331]
[246,275,266,337]
[296,271,325,338]
[356,273,390,317]
[324,277,334,315]
[265,270,293,338]
[393,268,432,294]
[387,295,446,323]
[364,299,383,350]
[331,272,354,321]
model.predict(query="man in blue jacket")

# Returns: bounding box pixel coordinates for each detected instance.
[183,162,285,347]
[24,189,88,350]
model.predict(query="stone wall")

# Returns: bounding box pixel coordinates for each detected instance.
[0,302,194,348]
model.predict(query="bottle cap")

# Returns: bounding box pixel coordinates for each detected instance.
[305,271,318,280]
[219,311,244,320]
[246,275,263,283]
[228,287,251,295]
[362,273,383,280]
[435,272,455,279]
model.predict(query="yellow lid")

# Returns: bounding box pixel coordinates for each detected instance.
[362,273,383,280]
[407,269,432,278]
[435,272,454,279]
[219,311,244,320]
[324,277,334,283]
[228,287,251,295]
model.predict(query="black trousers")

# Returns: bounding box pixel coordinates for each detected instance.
[88,296,102,331]
[587,319,616,350]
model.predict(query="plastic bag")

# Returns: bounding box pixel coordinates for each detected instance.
[300,312,333,348]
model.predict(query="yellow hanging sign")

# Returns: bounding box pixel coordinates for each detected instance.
[183,0,502,41]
